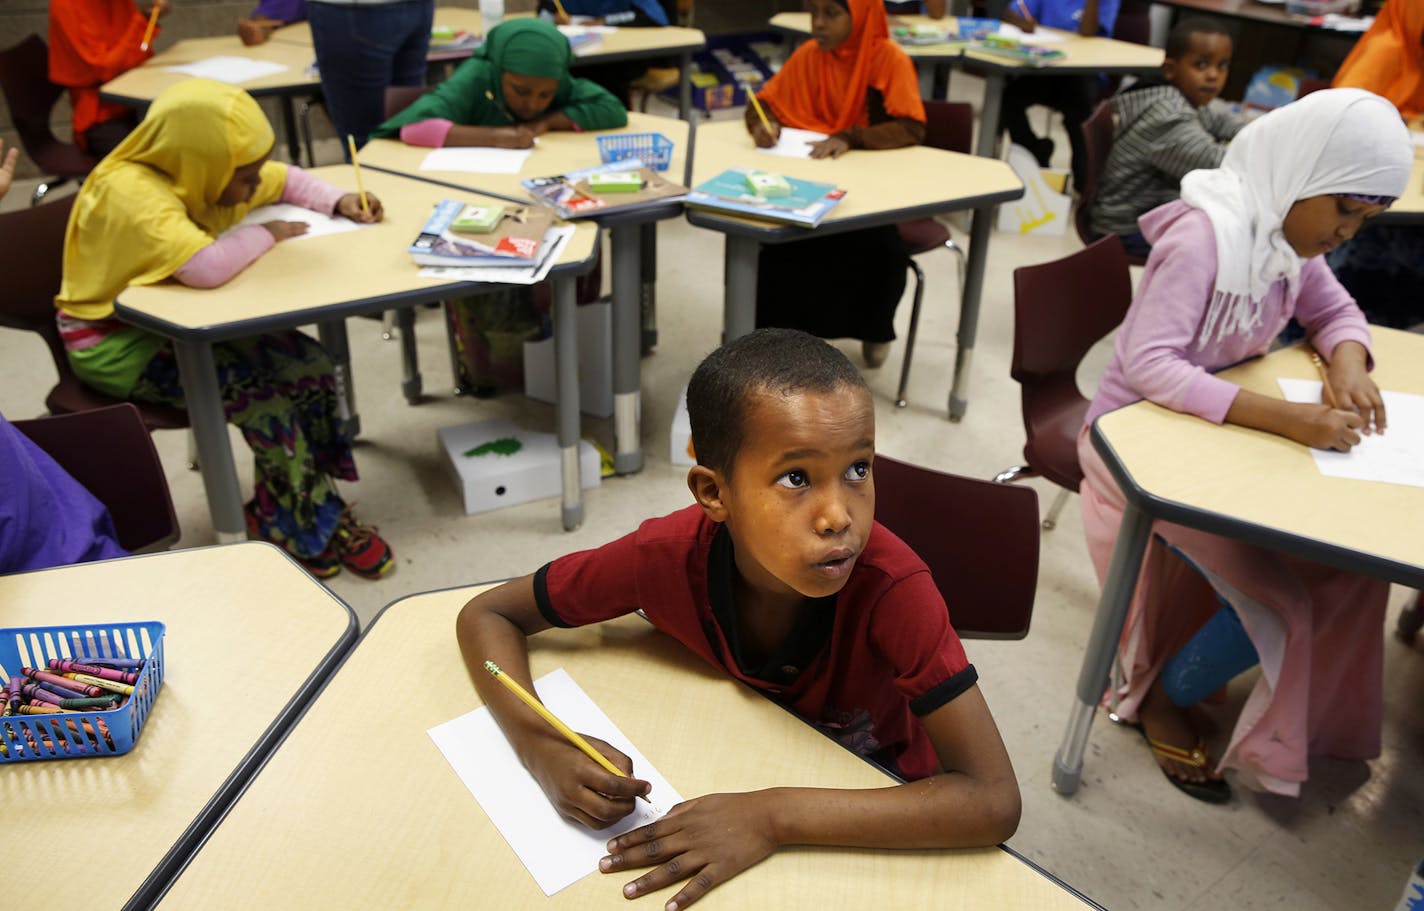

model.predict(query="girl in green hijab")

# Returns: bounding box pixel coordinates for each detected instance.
[372,18,627,148]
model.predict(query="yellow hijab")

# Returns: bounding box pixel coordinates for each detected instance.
[57,79,288,320]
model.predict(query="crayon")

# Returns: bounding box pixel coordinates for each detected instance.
[49,661,138,685]
[26,678,92,701]
[71,655,146,669]
[55,696,122,710]
[7,676,24,714]
[17,704,65,715]
[29,668,107,695]
[68,674,133,696]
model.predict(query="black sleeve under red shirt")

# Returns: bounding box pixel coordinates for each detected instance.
[534,505,976,780]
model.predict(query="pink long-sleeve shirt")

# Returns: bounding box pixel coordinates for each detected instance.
[1083,200,1373,429]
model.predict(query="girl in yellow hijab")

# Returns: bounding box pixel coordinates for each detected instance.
[55,78,394,579]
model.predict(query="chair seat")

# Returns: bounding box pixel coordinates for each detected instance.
[897,217,951,256]
[46,376,190,431]
[1022,397,1089,492]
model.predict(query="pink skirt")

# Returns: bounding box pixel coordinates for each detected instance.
[1076,425,1387,796]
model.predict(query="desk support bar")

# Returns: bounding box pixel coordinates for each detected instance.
[1052,498,1152,795]
[173,340,246,543]
[553,276,584,531]
[611,223,643,474]
[317,319,360,438]
[723,235,760,342]
[949,205,995,421]
[975,72,1007,159]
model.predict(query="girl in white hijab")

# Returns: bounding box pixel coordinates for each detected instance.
[1075,88,1413,802]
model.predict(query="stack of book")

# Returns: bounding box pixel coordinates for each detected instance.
[523,159,687,220]
[971,34,1065,66]
[684,167,846,228]
[409,199,556,269]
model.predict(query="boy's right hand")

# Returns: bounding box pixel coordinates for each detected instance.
[750,121,780,149]
[1289,403,1366,452]
[262,220,309,242]
[526,733,651,829]
[492,126,537,149]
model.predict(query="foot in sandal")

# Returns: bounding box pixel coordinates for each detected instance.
[1136,676,1231,804]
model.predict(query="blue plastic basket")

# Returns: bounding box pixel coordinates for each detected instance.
[0,621,165,763]
[596,133,674,172]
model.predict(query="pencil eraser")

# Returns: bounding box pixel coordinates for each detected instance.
[452,204,505,233]
[745,170,791,198]
[588,171,644,193]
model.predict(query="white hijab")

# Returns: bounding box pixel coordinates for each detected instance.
[1178,88,1412,348]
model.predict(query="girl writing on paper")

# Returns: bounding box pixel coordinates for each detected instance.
[372,18,626,396]
[744,0,925,368]
[1078,89,1411,803]
[55,79,395,581]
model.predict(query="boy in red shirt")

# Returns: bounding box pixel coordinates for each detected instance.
[456,328,1020,910]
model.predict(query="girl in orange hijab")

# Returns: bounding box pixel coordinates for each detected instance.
[743,0,926,367]
[1332,0,1424,119]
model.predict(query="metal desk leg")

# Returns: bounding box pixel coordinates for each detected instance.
[610,224,643,475]
[723,235,760,342]
[975,72,1006,159]
[948,205,994,422]
[279,96,301,166]
[317,319,360,437]
[640,222,658,354]
[172,340,246,543]
[395,307,422,404]
[1052,499,1153,795]
[553,276,583,531]
[678,50,692,121]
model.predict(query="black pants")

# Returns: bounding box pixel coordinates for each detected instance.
[756,227,909,343]
[1000,75,1098,191]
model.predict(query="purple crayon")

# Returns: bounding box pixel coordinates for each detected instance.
[22,687,65,708]
[24,678,91,701]
[71,654,146,670]
[8,676,27,714]
[26,669,105,697]
[48,660,138,685]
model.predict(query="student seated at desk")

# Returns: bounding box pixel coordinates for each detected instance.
[1000,0,1120,192]
[745,0,925,369]
[48,0,170,157]
[1091,18,1243,257]
[1078,89,1410,803]
[372,17,626,395]
[237,0,307,46]
[458,328,1020,909]
[536,0,678,104]
[55,79,395,581]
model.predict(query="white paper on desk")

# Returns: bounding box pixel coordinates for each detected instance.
[1278,378,1424,488]
[756,127,829,158]
[995,22,1066,42]
[220,203,367,240]
[164,56,289,84]
[558,23,619,34]
[420,143,536,174]
[428,668,683,896]
[417,224,573,285]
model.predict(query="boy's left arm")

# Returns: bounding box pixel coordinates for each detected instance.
[602,684,1020,909]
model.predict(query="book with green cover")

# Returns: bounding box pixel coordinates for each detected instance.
[685,167,846,228]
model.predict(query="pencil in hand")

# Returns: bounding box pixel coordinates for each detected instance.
[345,134,370,215]
[483,660,652,804]
[1311,351,1338,409]
[747,91,777,145]
[140,2,161,51]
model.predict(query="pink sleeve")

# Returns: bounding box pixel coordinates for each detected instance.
[172,226,274,288]
[399,119,455,148]
[1116,212,1242,423]
[280,164,347,214]
[1296,257,1375,370]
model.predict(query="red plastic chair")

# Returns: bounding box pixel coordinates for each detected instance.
[0,34,101,206]
[1075,100,1149,267]
[875,454,1040,639]
[13,404,180,554]
[894,100,974,408]
[995,235,1133,530]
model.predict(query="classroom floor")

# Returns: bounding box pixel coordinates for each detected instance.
[2,79,1421,911]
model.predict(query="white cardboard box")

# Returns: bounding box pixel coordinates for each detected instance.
[670,383,696,467]
[438,418,600,515]
[523,300,613,418]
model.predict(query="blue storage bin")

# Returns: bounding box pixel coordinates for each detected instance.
[596,133,675,172]
[0,620,165,763]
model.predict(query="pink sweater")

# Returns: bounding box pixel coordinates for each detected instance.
[1083,200,1373,429]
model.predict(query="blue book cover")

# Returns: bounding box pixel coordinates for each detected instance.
[685,167,846,228]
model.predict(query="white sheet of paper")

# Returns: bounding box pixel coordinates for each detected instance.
[428,667,683,896]
[756,127,829,159]
[420,144,536,174]
[221,203,367,240]
[995,22,1066,42]
[164,56,289,84]
[1278,378,1424,488]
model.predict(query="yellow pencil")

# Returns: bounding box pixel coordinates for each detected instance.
[746,90,774,139]
[552,0,569,19]
[140,3,161,51]
[345,134,370,215]
[483,660,650,803]
[1311,350,1338,409]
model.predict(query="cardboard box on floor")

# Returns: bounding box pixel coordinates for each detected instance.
[523,300,614,418]
[438,418,600,515]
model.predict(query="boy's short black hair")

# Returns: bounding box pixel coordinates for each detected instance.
[1165,17,1233,59]
[687,328,869,478]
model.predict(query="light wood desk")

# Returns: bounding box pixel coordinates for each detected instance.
[113,167,601,537]
[361,112,690,476]
[155,584,1098,910]
[0,543,357,911]
[274,8,708,119]
[1375,157,1424,226]
[99,35,320,164]
[685,119,1023,420]
[1052,327,1424,795]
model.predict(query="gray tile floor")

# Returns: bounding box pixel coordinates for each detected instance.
[2,81,1420,911]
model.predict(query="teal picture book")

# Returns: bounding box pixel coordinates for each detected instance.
[685,167,846,228]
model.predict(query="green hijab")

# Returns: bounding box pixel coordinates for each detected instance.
[479,18,573,81]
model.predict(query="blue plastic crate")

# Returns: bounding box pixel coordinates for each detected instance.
[0,621,165,763]
[596,133,674,172]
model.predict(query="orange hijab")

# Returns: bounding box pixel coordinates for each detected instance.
[757,0,925,135]
[1332,0,1424,118]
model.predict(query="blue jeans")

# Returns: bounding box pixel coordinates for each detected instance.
[308,0,435,145]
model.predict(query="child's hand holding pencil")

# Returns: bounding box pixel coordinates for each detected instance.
[746,92,781,149]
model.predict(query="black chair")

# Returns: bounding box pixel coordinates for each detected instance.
[0,34,101,206]
[13,404,180,553]
[875,454,1040,639]
[995,235,1133,530]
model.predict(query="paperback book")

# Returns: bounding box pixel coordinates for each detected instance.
[970,35,1065,66]
[409,198,555,267]
[522,159,687,220]
[684,167,846,228]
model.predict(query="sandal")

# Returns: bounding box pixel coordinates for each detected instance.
[1134,724,1232,804]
